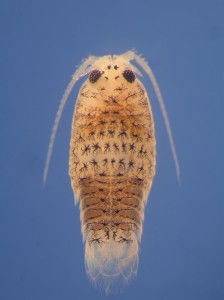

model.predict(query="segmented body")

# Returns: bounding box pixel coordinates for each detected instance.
[69,60,156,289]
[44,51,179,293]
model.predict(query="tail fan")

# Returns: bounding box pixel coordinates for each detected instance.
[85,235,139,294]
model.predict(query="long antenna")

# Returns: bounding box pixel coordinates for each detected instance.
[43,56,97,185]
[124,51,180,181]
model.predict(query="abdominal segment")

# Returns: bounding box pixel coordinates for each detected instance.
[79,177,144,243]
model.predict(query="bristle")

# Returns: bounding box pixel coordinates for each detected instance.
[85,236,138,294]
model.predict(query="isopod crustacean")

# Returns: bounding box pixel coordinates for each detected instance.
[44,51,179,293]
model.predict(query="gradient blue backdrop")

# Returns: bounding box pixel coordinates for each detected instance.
[1,1,223,299]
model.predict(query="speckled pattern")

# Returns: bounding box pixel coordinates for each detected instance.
[69,61,156,250]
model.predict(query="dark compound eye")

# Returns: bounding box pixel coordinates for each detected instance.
[89,69,102,83]
[122,69,136,83]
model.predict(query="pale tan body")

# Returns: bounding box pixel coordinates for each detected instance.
[44,51,179,293]
[69,60,156,288]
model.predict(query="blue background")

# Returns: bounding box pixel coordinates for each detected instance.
[1,0,223,299]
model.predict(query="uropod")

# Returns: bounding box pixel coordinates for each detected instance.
[44,51,180,293]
